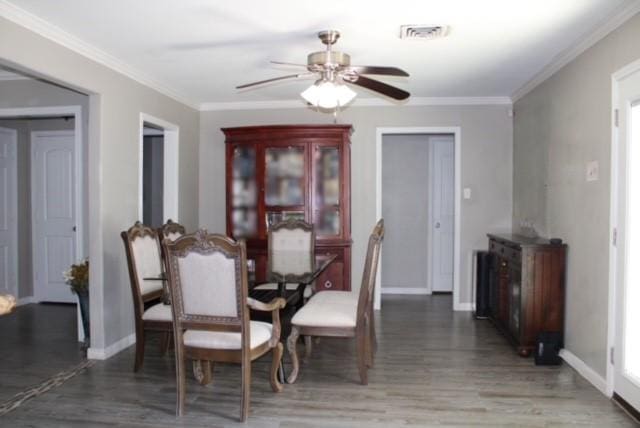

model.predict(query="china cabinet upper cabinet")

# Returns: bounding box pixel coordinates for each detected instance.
[223,124,353,291]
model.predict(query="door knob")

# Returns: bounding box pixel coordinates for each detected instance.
[72,226,77,232]
[435,222,441,229]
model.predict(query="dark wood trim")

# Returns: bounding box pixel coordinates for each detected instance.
[613,393,640,424]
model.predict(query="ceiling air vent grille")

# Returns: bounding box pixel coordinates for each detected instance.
[400,25,450,40]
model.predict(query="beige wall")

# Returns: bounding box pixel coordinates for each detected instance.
[0,16,200,352]
[513,13,640,377]
[200,104,513,306]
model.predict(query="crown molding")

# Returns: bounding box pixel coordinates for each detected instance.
[199,96,512,111]
[0,69,31,81]
[511,1,640,103]
[0,0,199,109]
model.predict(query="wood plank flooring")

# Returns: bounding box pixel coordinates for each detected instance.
[1,295,636,427]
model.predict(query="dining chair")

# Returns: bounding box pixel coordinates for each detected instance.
[163,229,286,422]
[252,219,316,299]
[286,219,384,385]
[121,221,173,372]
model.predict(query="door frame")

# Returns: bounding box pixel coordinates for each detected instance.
[30,129,78,303]
[0,127,18,298]
[607,57,640,398]
[375,127,462,311]
[138,113,179,222]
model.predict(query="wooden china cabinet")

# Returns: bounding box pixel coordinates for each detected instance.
[223,124,352,292]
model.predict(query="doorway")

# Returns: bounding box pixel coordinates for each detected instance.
[0,107,85,340]
[609,59,640,412]
[138,113,179,225]
[375,127,461,311]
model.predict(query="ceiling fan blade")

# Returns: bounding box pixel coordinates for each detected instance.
[236,73,312,89]
[270,61,308,68]
[349,75,410,100]
[347,66,409,77]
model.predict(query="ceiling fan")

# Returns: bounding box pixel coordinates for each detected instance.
[236,30,410,108]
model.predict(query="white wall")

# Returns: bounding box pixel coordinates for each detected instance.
[513,12,640,377]
[0,16,200,355]
[381,134,431,290]
[200,104,513,306]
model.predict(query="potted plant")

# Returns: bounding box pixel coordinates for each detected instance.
[64,259,90,347]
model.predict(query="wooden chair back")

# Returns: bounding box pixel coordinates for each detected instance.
[121,222,164,316]
[159,219,186,242]
[356,219,385,330]
[267,219,315,279]
[163,229,250,340]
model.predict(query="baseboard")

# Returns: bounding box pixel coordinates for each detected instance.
[381,287,430,295]
[87,333,136,360]
[454,302,474,311]
[559,349,608,396]
[17,296,36,306]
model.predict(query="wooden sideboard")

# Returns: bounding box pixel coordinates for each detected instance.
[487,234,567,356]
[223,124,352,292]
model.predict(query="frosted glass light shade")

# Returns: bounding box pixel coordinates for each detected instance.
[301,81,356,109]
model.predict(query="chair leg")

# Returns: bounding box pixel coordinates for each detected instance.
[193,360,213,386]
[270,342,284,392]
[286,326,301,384]
[366,320,375,368]
[356,332,368,385]
[240,359,251,422]
[176,349,186,416]
[303,335,313,361]
[134,327,145,372]
[159,331,171,356]
[370,309,378,355]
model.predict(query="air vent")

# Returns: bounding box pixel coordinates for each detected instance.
[400,25,450,40]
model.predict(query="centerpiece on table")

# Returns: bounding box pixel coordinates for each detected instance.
[64,259,90,348]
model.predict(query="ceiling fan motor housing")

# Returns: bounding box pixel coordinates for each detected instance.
[307,51,351,68]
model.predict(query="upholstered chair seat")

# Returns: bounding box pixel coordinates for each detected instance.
[142,303,173,322]
[183,321,273,350]
[291,291,358,328]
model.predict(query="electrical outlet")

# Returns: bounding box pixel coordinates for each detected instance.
[463,187,472,199]
[586,161,599,182]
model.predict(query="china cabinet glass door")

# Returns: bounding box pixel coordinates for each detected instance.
[231,145,257,238]
[313,145,341,236]
[264,145,306,230]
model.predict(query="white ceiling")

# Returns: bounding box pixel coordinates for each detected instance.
[3,0,638,107]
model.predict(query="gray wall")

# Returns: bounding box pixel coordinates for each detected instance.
[142,135,164,227]
[513,13,640,377]
[0,117,74,299]
[1,16,200,353]
[200,105,513,306]
[381,134,430,290]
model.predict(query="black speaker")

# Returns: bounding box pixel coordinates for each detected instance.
[534,332,563,365]
[475,251,491,319]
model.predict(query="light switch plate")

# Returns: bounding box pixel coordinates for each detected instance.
[463,187,472,199]
[586,161,599,182]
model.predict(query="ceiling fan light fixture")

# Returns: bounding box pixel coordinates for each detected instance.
[301,80,356,109]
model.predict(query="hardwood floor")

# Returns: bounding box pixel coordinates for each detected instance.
[0,303,84,403]
[1,295,636,427]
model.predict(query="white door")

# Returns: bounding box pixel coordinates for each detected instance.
[614,67,640,410]
[430,137,454,292]
[0,127,18,297]
[32,131,76,303]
